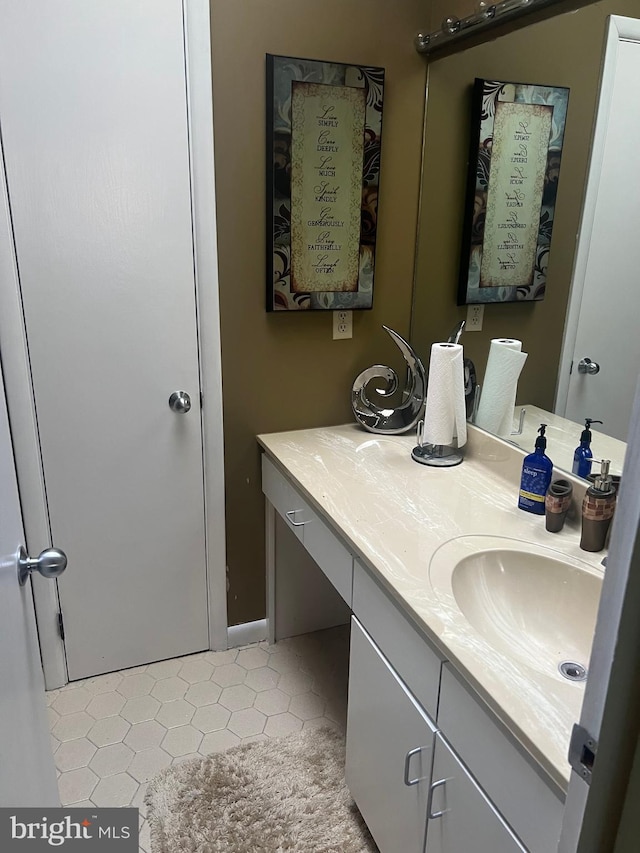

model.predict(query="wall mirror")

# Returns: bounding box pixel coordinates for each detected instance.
[410,0,638,478]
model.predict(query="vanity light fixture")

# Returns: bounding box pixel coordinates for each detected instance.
[414,0,568,54]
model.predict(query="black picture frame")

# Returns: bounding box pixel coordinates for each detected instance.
[458,78,569,305]
[266,54,385,312]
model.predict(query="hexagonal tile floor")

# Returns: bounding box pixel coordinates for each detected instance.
[47,625,349,851]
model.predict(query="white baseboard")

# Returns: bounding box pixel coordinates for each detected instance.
[227,618,268,648]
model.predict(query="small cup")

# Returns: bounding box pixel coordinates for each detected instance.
[545,479,573,533]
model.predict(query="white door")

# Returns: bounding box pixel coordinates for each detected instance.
[556,18,640,442]
[0,0,209,680]
[0,356,59,806]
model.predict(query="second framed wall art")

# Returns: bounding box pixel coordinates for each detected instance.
[266,54,385,312]
[458,78,569,305]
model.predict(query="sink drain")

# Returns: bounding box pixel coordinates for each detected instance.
[559,661,587,682]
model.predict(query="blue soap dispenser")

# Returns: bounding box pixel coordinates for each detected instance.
[518,424,553,515]
[572,418,603,479]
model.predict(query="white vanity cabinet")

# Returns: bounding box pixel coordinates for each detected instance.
[347,617,436,853]
[260,445,566,853]
[347,617,526,853]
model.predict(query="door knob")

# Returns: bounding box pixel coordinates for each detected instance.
[168,391,191,413]
[17,546,67,586]
[577,357,600,375]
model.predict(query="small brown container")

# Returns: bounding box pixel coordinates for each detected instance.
[545,479,573,533]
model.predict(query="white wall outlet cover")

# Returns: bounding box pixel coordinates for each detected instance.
[466,304,484,331]
[333,310,353,340]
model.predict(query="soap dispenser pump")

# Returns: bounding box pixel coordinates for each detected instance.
[572,418,603,479]
[518,423,553,515]
[580,458,617,552]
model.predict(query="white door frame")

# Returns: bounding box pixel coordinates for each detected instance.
[182,0,228,654]
[0,0,228,689]
[554,15,640,416]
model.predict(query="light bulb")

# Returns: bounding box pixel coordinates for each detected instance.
[441,15,461,35]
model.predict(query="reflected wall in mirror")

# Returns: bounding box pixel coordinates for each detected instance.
[411,0,638,477]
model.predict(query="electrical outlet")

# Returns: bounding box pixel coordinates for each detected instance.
[333,310,353,340]
[466,304,484,331]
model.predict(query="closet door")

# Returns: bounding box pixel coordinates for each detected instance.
[0,0,209,678]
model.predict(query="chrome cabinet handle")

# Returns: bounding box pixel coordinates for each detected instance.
[427,777,451,820]
[17,546,67,586]
[285,510,308,528]
[577,357,600,375]
[168,390,192,413]
[403,746,429,786]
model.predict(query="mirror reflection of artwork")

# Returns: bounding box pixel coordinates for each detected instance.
[458,79,569,305]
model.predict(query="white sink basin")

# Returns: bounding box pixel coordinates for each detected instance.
[429,536,602,680]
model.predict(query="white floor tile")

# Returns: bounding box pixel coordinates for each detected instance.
[92,773,138,807]
[227,708,266,738]
[89,743,134,777]
[55,738,97,772]
[155,699,194,729]
[124,721,167,752]
[86,691,126,719]
[58,767,99,805]
[184,681,222,708]
[128,748,173,784]
[121,695,161,725]
[87,716,131,747]
[161,725,203,758]
[47,626,349,814]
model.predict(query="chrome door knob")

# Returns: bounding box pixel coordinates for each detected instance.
[17,546,67,586]
[577,357,600,375]
[168,391,191,413]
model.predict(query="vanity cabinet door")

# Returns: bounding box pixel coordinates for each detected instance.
[425,733,526,853]
[346,617,436,853]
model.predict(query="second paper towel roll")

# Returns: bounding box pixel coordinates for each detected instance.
[475,338,528,436]
[423,343,467,447]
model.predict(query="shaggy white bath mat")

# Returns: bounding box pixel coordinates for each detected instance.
[145,726,377,852]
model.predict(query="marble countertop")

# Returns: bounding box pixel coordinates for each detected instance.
[258,422,605,794]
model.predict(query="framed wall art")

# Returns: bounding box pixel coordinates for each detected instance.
[266,54,385,311]
[458,78,569,305]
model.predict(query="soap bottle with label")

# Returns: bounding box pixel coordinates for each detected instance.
[572,418,603,479]
[518,424,553,515]
[580,459,617,552]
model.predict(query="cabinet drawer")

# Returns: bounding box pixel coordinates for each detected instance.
[262,455,305,541]
[438,664,564,853]
[352,559,443,720]
[303,505,353,605]
[262,454,353,605]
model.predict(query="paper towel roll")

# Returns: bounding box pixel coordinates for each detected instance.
[475,338,528,436]
[423,343,467,448]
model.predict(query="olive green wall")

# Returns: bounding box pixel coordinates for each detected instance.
[209,0,428,625]
[412,0,639,410]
